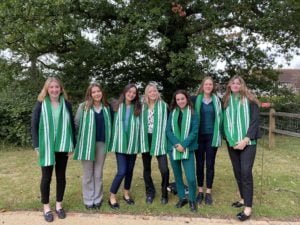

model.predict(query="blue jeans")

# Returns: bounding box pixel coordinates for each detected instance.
[110,153,137,194]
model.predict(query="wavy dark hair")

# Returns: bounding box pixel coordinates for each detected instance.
[169,89,194,113]
[83,83,109,111]
[114,83,141,116]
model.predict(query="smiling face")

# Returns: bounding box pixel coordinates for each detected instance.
[230,78,242,94]
[91,86,103,103]
[203,79,214,95]
[147,86,159,102]
[176,93,188,109]
[47,80,61,100]
[125,87,137,104]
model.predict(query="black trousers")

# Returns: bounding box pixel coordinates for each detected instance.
[142,134,170,198]
[40,152,68,204]
[195,134,218,189]
[228,144,256,207]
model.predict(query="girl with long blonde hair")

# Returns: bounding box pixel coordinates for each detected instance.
[140,82,170,204]
[31,77,75,222]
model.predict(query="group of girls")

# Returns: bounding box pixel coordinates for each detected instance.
[31,75,260,222]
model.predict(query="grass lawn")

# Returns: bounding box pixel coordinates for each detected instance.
[0,135,299,221]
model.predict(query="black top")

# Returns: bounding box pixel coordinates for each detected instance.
[31,100,76,149]
[94,110,105,142]
[246,102,261,140]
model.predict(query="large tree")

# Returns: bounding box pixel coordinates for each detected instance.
[0,0,299,99]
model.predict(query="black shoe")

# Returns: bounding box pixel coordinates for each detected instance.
[205,193,213,205]
[189,201,197,212]
[236,211,251,221]
[108,199,120,209]
[146,196,153,204]
[94,202,102,209]
[123,196,135,205]
[196,192,204,204]
[43,211,54,222]
[85,204,94,210]
[232,201,244,208]
[55,208,66,219]
[160,197,168,205]
[175,198,188,208]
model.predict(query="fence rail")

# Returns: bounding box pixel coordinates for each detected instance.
[260,109,300,148]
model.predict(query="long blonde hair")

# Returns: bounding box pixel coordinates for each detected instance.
[143,82,162,106]
[37,77,68,102]
[222,75,259,108]
[196,76,216,95]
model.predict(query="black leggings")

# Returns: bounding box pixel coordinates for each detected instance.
[40,152,68,204]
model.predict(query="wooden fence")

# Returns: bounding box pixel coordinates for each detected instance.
[260,109,300,148]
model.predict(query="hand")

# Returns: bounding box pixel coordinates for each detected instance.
[68,152,74,157]
[233,140,247,150]
[34,148,39,156]
[175,144,185,152]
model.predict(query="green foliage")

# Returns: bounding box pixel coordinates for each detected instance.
[260,93,300,113]
[0,0,300,145]
[0,81,39,146]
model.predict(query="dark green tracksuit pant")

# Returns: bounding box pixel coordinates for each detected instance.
[169,152,196,201]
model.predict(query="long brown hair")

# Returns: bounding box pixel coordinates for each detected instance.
[196,76,216,95]
[83,83,109,111]
[170,89,194,112]
[222,75,260,108]
[114,83,141,116]
[37,77,68,102]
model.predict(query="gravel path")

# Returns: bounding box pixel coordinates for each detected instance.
[1,211,300,225]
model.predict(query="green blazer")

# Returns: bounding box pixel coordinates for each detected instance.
[166,111,199,152]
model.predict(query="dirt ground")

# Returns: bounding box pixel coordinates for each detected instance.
[1,211,300,225]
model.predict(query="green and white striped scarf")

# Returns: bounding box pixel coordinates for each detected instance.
[74,104,112,160]
[223,94,256,147]
[39,96,74,166]
[171,106,191,160]
[195,94,222,147]
[109,103,140,154]
[140,100,167,156]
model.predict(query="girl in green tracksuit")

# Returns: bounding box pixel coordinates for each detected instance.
[166,90,199,212]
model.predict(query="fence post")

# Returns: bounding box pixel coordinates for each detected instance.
[268,108,275,149]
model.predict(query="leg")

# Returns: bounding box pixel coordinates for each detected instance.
[110,153,127,195]
[168,153,185,200]
[204,134,217,204]
[93,142,106,205]
[81,159,94,206]
[227,144,243,202]
[54,152,68,209]
[40,165,54,213]
[142,152,155,198]
[182,154,197,202]
[157,154,169,199]
[240,145,256,208]
[123,154,137,191]
[195,135,206,192]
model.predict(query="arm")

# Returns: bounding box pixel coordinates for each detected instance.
[181,113,199,149]
[166,112,181,146]
[66,101,76,146]
[246,102,260,140]
[74,103,83,132]
[31,102,42,149]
